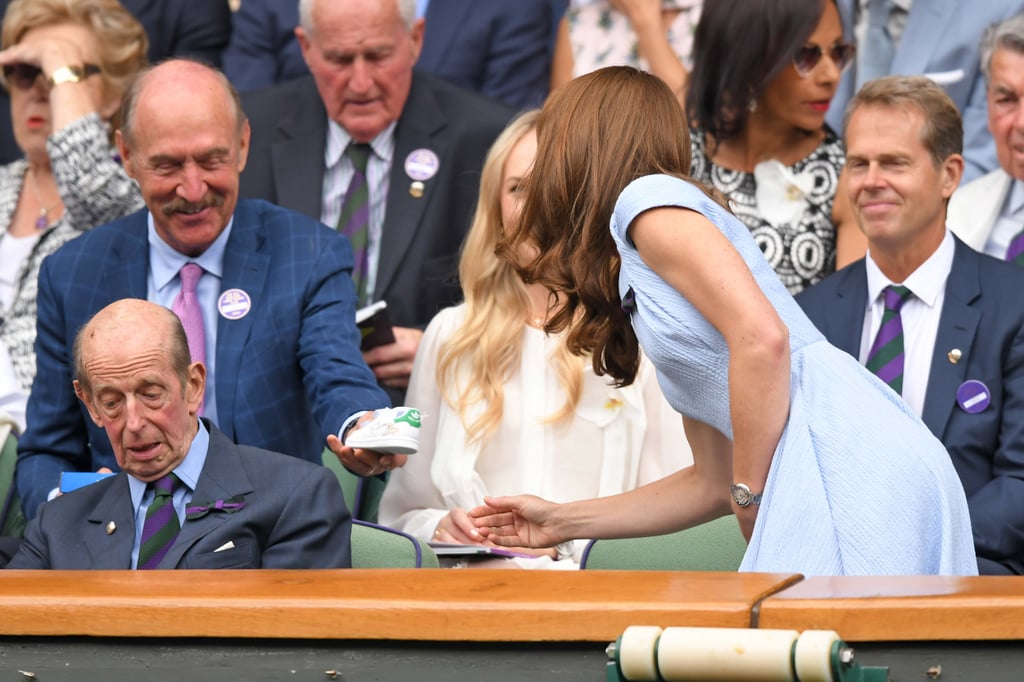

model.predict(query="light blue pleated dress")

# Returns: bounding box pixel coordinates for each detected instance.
[612,175,977,576]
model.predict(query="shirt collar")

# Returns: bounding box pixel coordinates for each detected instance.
[1005,177,1024,217]
[148,213,233,292]
[324,119,397,169]
[128,418,210,509]
[865,228,954,309]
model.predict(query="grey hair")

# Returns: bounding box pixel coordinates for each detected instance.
[298,0,417,37]
[980,13,1024,83]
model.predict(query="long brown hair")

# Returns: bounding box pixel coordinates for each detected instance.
[499,66,717,385]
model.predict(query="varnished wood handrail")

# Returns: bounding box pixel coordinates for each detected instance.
[758,575,1024,641]
[0,569,801,641]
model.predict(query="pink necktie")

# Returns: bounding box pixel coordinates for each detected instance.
[172,262,206,367]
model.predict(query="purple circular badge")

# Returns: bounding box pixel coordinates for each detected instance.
[956,379,990,414]
[217,288,251,320]
[404,148,439,181]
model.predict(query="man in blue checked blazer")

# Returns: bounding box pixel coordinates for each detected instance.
[16,59,392,521]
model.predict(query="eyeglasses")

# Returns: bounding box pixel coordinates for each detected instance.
[1,62,101,90]
[792,42,856,77]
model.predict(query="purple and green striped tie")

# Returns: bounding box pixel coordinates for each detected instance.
[1006,228,1024,265]
[866,284,913,394]
[137,473,183,570]
[337,142,372,306]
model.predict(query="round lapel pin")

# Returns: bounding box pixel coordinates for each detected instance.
[404,148,439,182]
[948,348,962,364]
[218,289,251,320]
[105,521,116,535]
[956,379,990,414]
[409,180,425,198]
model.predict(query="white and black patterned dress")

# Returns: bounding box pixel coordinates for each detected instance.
[689,126,844,295]
[0,114,143,392]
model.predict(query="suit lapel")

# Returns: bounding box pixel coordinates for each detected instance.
[105,216,150,301]
[825,263,870,358]
[921,240,981,436]
[375,76,449,300]
[160,425,255,569]
[892,0,956,74]
[270,79,328,220]
[214,202,270,441]
[83,475,137,569]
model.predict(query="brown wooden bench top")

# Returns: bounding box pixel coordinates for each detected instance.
[0,569,802,641]
[758,575,1024,641]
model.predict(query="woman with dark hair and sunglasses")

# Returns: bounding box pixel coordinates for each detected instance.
[0,0,145,432]
[687,0,859,295]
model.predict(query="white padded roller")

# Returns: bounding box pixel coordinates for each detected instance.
[793,629,841,682]
[617,625,664,680]
[655,627,800,681]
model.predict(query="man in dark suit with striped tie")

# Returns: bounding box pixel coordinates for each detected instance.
[798,76,1024,575]
[8,299,350,570]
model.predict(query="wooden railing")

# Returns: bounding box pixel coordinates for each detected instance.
[1,570,1022,643]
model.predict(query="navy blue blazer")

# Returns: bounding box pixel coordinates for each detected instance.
[797,239,1024,573]
[9,421,351,569]
[16,200,388,519]
[222,0,552,108]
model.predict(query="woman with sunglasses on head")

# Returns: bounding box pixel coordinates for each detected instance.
[687,0,859,295]
[0,0,145,432]
[469,65,977,577]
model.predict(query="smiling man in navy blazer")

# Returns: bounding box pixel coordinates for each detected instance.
[238,0,513,405]
[8,299,350,570]
[798,76,1024,575]
[15,59,394,521]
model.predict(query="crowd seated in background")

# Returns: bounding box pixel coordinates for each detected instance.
[15,58,391,522]
[828,0,1024,183]
[0,0,147,435]
[223,0,555,110]
[238,0,514,406]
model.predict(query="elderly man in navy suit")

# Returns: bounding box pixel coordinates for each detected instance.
[16,59,394,521]
[8,299,350,570]
[238,0,514,405]
[799,76,1024,575]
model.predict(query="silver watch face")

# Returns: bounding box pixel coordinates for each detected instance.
[731,483,754,507]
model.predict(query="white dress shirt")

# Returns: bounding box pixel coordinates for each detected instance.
[860,229,954,417]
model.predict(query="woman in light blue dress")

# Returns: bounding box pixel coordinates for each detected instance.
[470,66,977,576]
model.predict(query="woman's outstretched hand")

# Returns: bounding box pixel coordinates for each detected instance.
[468,494,564,548]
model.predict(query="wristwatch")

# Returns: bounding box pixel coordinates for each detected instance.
[730,483,762,507]
[47,64,101,87]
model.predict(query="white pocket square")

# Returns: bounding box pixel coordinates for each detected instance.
[923,69,964,86]
[214,540,235,553]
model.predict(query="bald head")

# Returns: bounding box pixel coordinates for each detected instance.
[73,298,206,482]
[119,59,246,149]
[74,299,191,394]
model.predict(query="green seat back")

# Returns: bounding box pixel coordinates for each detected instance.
[321,448,387,523]
[0,430,26,538]
[351,520,439,568]
[579,515,747,571]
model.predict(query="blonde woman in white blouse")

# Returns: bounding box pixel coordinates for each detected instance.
[377,111,692,568]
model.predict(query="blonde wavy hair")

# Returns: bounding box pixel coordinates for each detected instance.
[436,110,585,444]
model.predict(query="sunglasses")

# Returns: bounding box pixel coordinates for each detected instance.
[1,62,101,90]
[792,42,856,77]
